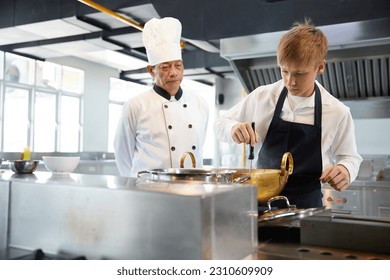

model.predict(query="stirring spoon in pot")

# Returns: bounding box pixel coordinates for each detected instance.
[234,122,255,184]
[248,122,255,176]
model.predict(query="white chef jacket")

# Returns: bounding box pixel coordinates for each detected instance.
[114,87,209,177]
[215,80,363,182]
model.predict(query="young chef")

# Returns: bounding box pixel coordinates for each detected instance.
[114,17,209,177]
[215,19,362,208]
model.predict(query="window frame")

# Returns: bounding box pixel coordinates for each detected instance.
[0,52,84,152]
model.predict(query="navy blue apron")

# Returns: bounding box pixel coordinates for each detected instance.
[257,84,323,208]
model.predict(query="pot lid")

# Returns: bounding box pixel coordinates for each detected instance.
[258,196,325,222]
[259,206,319,222]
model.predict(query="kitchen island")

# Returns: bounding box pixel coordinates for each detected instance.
[0,170,257,260]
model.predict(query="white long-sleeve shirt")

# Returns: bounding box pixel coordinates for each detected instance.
[215,80,362,182]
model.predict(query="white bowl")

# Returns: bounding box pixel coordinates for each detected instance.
[42,156,80,174]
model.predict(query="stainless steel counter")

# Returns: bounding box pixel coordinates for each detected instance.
[0,170,258,260]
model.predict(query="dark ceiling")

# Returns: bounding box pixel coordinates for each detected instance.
[0,0,390,88]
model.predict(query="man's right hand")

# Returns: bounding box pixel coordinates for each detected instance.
[231,122,259,146]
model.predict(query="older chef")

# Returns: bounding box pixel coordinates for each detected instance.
[114,17,209,177]
[215,19,362,208]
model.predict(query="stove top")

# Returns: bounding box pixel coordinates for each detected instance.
[0,247,86,260]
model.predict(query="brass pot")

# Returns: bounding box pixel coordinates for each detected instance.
[231,152,294,204]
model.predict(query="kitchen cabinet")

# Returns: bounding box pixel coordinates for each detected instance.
[322,187,361,215]
[322,180,390,217]
[363,186,390,217]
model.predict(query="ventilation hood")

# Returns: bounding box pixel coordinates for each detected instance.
[1,0,389,95]
[221,18,390,118]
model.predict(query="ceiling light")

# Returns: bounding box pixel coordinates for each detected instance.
[16,19,92,39]
[83,49,147,71]
[0,27,43,45]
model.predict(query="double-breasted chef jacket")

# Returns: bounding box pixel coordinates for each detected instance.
[114,85,209,177]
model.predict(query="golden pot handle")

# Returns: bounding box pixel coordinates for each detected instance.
[180,151,196,168]
[280,152,294,177]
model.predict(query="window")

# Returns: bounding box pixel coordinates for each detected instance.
[5,52,35,85]
[107,77,148,152]
[0,52,84,153]
[108,102,123,153]
[36,61,61,90]
[59,96,80,152]
[34,92,56,152]
[61,66,84,94]
[3,87,30,151]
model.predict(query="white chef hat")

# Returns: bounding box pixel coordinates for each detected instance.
[142,17,182,66]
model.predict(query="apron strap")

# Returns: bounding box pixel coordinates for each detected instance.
[276,84,322,128]
[314,84,322,128]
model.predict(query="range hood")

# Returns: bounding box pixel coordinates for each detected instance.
[220,18,390,118]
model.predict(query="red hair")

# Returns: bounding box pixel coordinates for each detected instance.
[277,18,328,67]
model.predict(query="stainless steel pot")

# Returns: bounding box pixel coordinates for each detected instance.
[137,168,237,183]
[138,151,238,183]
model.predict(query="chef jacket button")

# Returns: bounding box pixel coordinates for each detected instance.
[164,104,168,108]
[171,147,175,151]
[168,125,172,129]
[192,145,196,150]
[183,104,187,108]
[188,124,192,128]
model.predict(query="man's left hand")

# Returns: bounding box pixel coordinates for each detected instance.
[320,165,350,191]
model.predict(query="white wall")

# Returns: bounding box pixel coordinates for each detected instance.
[48,56,119,152]
[354,119,390,155]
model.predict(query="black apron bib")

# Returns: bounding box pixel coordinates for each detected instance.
[257,84,323,208]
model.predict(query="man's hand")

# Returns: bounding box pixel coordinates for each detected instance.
[231,122,259,146]
[320,164,350,191]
